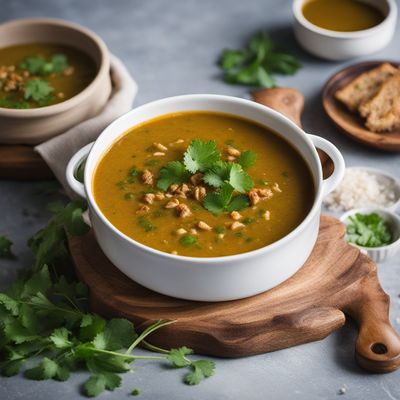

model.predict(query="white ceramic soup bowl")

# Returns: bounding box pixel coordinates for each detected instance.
[293,0,397,60]
[66,94,345,302]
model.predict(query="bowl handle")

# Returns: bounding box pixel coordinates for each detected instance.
[308,134,345,197]
[65,142,94,199]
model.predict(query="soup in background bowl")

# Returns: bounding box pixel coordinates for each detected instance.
[66,94,345,301]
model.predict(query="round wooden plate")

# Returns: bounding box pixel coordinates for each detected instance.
[323,60,400,152]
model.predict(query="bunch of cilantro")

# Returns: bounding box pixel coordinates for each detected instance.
[219,31,302,88]
[157,138,257,214]
[0,199,215,397]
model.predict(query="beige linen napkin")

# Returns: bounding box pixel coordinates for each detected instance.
[35,54,138,194]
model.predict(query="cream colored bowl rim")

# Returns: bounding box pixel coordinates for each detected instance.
[0,17,110,117]
[293,0,397,39]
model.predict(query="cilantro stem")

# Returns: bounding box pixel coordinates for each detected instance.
[90,347,164,361]
[141,340,169,354]
[18,300,85,317]
[125,320,176,355]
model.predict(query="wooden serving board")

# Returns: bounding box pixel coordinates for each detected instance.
[0,145,53,180]
[68,215,400,373]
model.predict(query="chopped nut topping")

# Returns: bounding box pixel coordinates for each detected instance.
[169,184,179,193]
[248,189,260,206]
[273,182,282,193]
[142,169,154,185]
[190,173,203,186]
[154,192,165,201]
[63,66,75,76]
[263,210,271,221]
[171,250,178,255]
[142,193,155,204]
[153,142,168,151]
[165,198,180,208]
[226,147,241,157]
[57,92,65,99]
[176,203,192,218]
[218,233,225,239]
[153,152,165,157]
[136,205,150,214]
[174,139,184,144]
[165,193,173,198]
[176,228,187,235]
[230,211,242,220]
[190,228,198,235]
[198,221,212,231]
[227,155,236,162]
[230,221,245,230]
[193,186,206,201]
[258,188,274,199]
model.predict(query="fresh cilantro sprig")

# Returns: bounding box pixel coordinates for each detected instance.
[203,182,249,215]
[183,138,220,173]
[0,235,15,259]
[24,78,54,106]
[157,161,191,191]
[18,54,69,76]
[219,31,302,88]
[0,200,215,397]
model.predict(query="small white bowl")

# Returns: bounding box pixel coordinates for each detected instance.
[292,0,398,60]
[340,207,400,263]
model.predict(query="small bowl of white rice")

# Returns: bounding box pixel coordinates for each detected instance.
[324,167,400,212]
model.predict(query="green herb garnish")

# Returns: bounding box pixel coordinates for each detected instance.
[24,78,54,105]
[157,161,191,191]
[18,54,69,76]
[204,182,249,215]
[346,213,393,248]
[0,235,15,258]
[219,31,302,88]
[179,234,198,247]
[138,217,156,232]
[131,388,140,396]
[237,150,257,169]
[183,138,220,173]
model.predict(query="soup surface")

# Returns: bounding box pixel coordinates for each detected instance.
[302,0,384,32]
[93,112,315,257]
[0,43,97,109]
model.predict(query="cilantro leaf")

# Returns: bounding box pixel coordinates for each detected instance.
[229,164,253,193]
[24,79,54,103]
[167,346,193,367]
[179,235,198,247]
[18,56,46,75]
[92,319,136,351]
[18,54,69,75]
[25,357,59,380]
[50,328,72,349]
[237,150,257,169]
[184,360,215,385]
[84,374,106,397]
[50,54,69,73]
[203,192,226,215]
[226,195,249,212]
[202,161,231,188]
[183,139,220,173]
[0,293,19,315]
[157,161,191,191]
[0,236,15,259]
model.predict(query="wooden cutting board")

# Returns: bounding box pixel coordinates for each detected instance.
[68,214,400,373]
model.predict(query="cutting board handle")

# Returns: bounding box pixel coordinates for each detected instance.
[351,274,400,373]
[251,87,334,179]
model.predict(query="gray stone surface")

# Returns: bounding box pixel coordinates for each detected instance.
[0,0,400,399]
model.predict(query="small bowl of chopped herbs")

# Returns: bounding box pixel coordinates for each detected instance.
[340,207,400,263]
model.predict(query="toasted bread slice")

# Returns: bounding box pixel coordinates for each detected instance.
[359,72,400,132]
[335,63,398,111]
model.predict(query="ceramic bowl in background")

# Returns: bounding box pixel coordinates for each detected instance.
[292,0,397,60]
[0,18,111,145]
[65,94,345,302]
[340,207,400,263]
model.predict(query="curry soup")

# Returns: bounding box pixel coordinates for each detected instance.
[93,112,315,257]
[302,0,384,32]
[0,43,97,109]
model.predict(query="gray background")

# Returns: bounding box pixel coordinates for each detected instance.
[1,0,400,399]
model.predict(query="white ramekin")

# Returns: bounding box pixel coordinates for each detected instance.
[340,207,400,263]
[66,94,345,302]
[292,0,398,60]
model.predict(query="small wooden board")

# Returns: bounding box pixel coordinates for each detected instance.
[68,215,400,373]
[323,60,400,152]
[0,144,53,180]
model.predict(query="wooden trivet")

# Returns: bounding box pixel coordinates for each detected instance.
[68,215,400,373]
